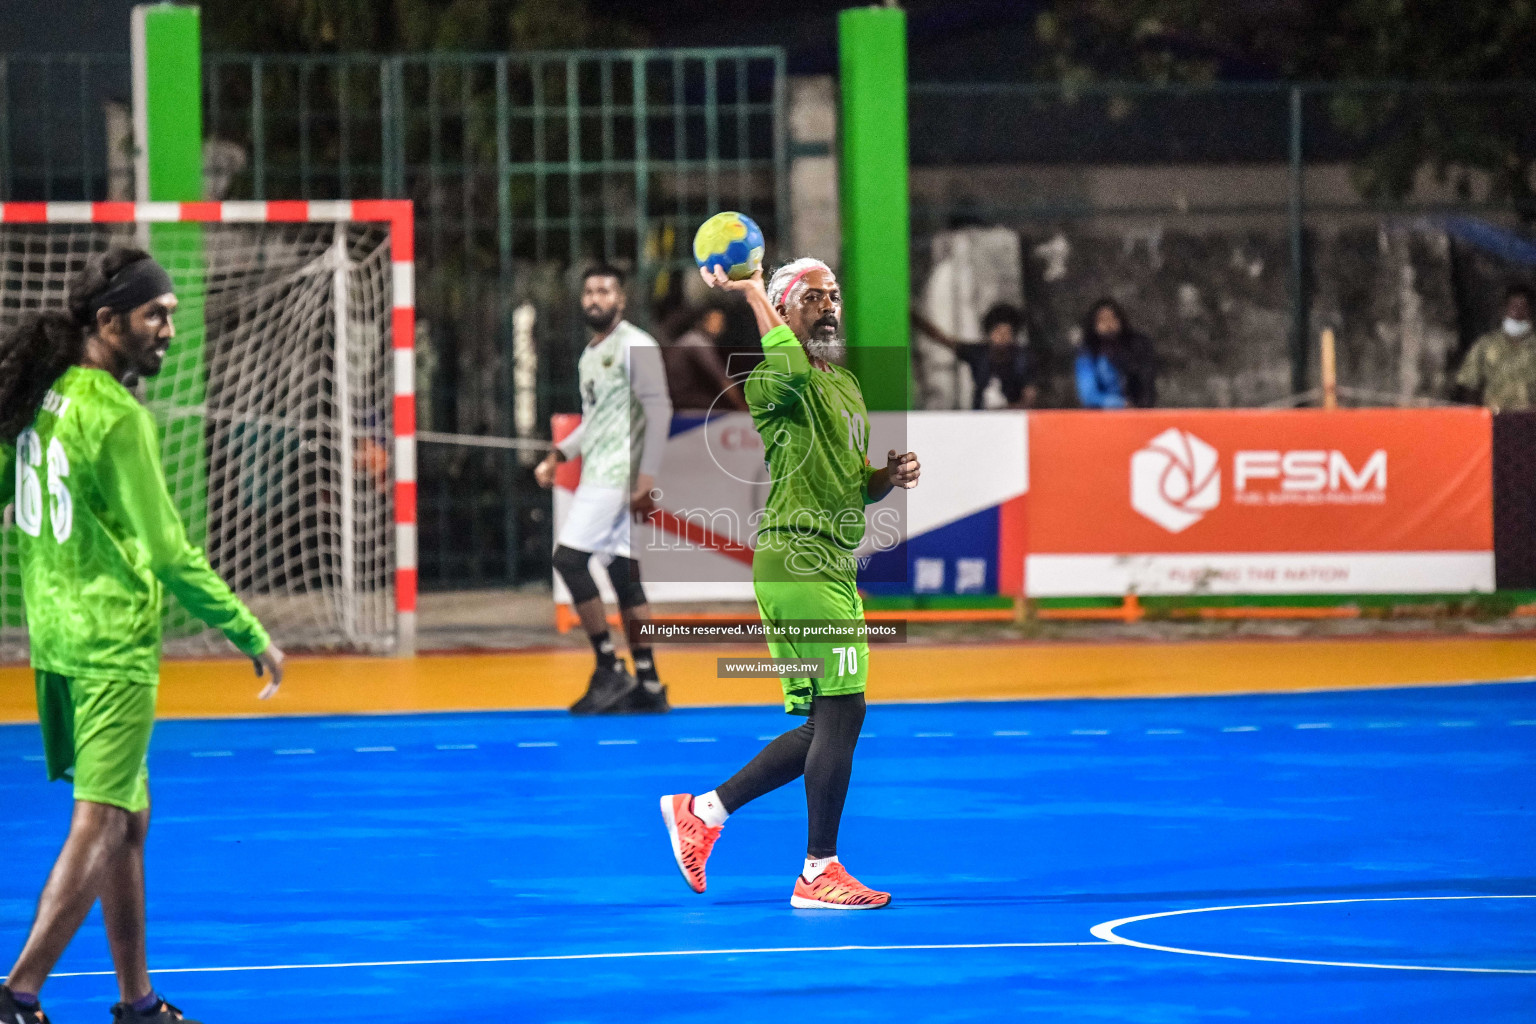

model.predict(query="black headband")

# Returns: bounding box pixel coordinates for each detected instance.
[88,258,175,317]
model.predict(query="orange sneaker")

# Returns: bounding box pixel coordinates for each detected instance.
[790,862,891,910]
[660,794,722,893]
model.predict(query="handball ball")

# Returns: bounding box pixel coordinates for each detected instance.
[693,211,765,280]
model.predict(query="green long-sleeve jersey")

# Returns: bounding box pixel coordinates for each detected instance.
[746,324,878,554]
[1,366,269,683]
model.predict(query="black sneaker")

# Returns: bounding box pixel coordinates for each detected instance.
[623,681,671,714]
[569,665,639,715]
[0,986,49,1023]
[110,997,200,1023]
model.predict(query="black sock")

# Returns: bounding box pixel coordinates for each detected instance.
[589,630,618,671]
[633,645,661,690]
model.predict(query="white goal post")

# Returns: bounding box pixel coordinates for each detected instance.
[0,200,417,658]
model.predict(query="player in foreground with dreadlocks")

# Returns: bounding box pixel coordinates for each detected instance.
[0,248,283,1023]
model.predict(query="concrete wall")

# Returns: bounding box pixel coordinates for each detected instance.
[789,76,840,267]
[909,220,1491,410]
[908,160,1529,409]
[912,161,1526,228]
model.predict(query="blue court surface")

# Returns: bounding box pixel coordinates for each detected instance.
[4,681,1535,1022]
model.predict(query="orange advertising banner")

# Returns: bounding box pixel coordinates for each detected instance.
[1025,409,1494,596]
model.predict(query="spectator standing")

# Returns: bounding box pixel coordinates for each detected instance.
[963,303,1036,409]
[913,303,1036,409]
[663,306,748,415]
[1456,284,1536,412]
[1075,299,1156,409]
[915,225,1024,409]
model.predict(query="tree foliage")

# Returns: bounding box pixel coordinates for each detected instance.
[1036,0,1536,84]
[1035,0,1536,218]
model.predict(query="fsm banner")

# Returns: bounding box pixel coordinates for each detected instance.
[1025,409,1494,596]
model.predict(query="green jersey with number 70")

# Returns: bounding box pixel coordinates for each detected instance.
[0,365,268,683]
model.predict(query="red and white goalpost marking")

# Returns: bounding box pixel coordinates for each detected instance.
[0,200,419,655]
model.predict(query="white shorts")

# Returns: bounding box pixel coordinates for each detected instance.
[556,484,632,561]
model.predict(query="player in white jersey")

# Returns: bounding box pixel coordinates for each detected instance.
[536,264,673,714]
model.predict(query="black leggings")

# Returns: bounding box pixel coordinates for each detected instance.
[714,693,866,859]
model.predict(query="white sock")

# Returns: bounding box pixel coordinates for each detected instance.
[692,790,728,828]
[803,854,838,881]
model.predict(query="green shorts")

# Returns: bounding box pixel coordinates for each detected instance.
[35,671,155,812]
[753,534,870,716]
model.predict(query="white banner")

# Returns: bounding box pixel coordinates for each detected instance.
[1026,551,1496,597]
[554,411,1027,604]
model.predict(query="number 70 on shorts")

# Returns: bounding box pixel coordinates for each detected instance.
[830,646,859,677]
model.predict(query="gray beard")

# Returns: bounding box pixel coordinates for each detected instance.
[804,333,846,364]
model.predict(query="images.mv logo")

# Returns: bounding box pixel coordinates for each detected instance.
[1131,428,1388,533]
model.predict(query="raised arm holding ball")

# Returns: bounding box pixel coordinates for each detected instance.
[660,220,919,911]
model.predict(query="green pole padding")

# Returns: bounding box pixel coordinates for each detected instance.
[838,5,911,412]
[135,3,203,202]
[133,4,209,562]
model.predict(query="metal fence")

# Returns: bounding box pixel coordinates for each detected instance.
[0,54,130,200]
[907,81,1536,412]
[7,67,1536,570]
[206,50,789,588]
[0,48,789,588]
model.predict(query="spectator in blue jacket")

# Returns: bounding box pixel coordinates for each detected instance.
[1075,299,1156,408]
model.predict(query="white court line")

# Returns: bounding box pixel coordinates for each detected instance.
[1222,726,1258,733]
[1511,720,1536,726]
[191,751,233,758]
[915,732,955,738]
[355,746,396,753]
[1091,895,1536,974]
[22,755,44,761]
[1439,721,1476,727]
[1295,723,1333,730]
[994,730,1030,737]
[1146,729,1184,735]
[275,749,315,756]
[518,742,557,748]
[1367,722,1405,729]
[598,739,637,746]
[1071,729,1108,736]
[437,744,477,750]
[49,941,1113,978]
[678,737,717,743]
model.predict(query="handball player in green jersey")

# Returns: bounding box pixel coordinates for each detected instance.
[0,248,283,1023]
[660,257,919,909]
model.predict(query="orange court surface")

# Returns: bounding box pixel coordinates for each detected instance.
[4,634,1535,722]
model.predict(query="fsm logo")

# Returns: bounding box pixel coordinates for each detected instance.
[1233,449,1387,505]
[1131,428,1221,533]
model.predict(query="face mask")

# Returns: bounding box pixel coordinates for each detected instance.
[1504,317,1532,338]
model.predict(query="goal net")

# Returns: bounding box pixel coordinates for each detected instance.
[0,201,416,659]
